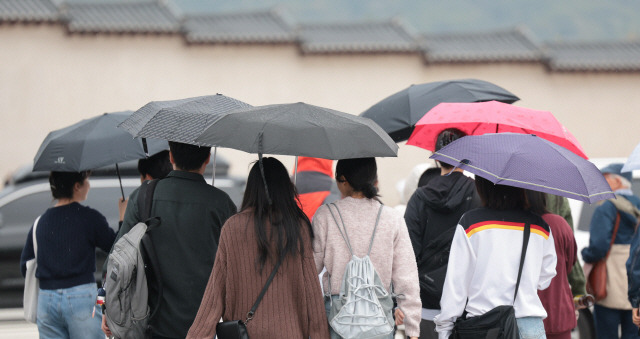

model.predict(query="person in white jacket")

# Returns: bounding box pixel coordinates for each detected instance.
[434,176,557,339]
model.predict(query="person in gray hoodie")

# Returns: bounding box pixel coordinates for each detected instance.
[404,128,481,339]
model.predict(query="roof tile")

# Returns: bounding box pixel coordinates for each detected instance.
[63,1,179,34]
[0,0,58,22]
[184,10,294,44]
[298,21,419,54]
[544,41,640,72]
[421,29,542,63]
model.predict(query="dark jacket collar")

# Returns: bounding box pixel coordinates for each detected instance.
[166,170,206,183]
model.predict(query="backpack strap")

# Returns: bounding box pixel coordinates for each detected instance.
[328,203,354,256]
[136,179,164,324]
[513,223,531,303]
[328,202,384,257]
[367,205,384,256]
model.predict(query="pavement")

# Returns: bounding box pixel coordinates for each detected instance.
[0,308,38,339]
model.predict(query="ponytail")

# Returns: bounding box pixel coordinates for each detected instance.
[336,158,379,199]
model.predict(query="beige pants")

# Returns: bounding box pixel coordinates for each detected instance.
[598,244,633,310]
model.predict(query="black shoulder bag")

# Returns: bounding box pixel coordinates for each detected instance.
[452,223,530,339]
[216,257,283,339]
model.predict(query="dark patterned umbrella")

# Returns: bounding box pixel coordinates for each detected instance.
[118,94,252,144]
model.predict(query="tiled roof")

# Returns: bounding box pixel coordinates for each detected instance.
[298,20,419,54]
[543,41,640,72]
[183,9,294,44]
[63,0,180,34]
[0,0,58,23]
[421,28,542,63]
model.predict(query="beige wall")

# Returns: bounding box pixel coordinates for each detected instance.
[2,24,640,206]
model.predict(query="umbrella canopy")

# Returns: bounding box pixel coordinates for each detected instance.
[360,79,519,142]
[430,133,613,203]
[407,100,588,159]
[33,111,168,172]
[118,94,252,144]
[194,102,398,159]
[622,141,640,173]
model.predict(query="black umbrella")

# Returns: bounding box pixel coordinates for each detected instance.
[359,78,520,142]
[33,111,168,199]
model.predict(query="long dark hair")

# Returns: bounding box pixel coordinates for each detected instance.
[475,176,528,210]
[525,190,550,216]
[335,157,379,199]
[241,157,312,272]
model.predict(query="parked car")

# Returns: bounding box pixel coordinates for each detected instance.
[0,158,245,308]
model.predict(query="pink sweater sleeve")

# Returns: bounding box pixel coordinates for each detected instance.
[186,227,228,339]
[392,215,422,338]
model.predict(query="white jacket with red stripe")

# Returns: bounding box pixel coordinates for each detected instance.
[434,208,557,339]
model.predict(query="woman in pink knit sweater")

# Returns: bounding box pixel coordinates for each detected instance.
[312,157,421,339]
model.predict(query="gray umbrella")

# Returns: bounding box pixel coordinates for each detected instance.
[33,111,169,199]
[194,102,398,159]
[33,112,168,172]
[118,94,252,144]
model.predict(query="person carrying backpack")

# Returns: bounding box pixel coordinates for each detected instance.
[403,129,480,339]
[312,157,421,339]
[101,142,237,339]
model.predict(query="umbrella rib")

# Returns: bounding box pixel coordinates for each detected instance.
[433,152,614,200]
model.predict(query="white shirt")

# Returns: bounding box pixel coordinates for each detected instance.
[434,209,557,339]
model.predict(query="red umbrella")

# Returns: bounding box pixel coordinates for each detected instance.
[407,101,588,159]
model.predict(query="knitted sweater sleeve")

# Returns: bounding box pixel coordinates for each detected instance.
[312,205,329,274]
[186,221,229,339]
[392,213,422,338]
[301,230,331,338]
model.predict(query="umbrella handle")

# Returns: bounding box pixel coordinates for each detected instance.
[115,163,125,201]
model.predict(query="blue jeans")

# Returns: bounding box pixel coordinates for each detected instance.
[37,282,104,339]
[593,304,640,339]
[516,317,546,339]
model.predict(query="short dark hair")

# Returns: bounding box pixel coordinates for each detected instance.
[435,128,466,169]
[335,157,379,199]
[475,176,528,210]
[168,142,211,171]
[49,171,90,200]
[138,150,172,179]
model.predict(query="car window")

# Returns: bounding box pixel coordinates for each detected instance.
[576,178,640,232]
[0,191,52,251]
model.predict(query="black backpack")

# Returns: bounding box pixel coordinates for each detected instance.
[416,176,477,310]
[417,226,456,309]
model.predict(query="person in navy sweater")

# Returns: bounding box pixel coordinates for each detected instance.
[20,171,116,339]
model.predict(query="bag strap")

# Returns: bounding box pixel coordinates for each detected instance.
[32,216,41,259]
[328,202,384,256]
[328,203,354,255]
[604,213,621,259]
[246,255,283,324]
[513,223,531,303]
[137,179,160,221]
[136,179,164,323]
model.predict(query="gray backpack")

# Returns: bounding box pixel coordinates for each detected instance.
[104,179,162,339]
[326,203,395,339]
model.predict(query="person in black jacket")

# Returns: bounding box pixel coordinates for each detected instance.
[403,128,481,339]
